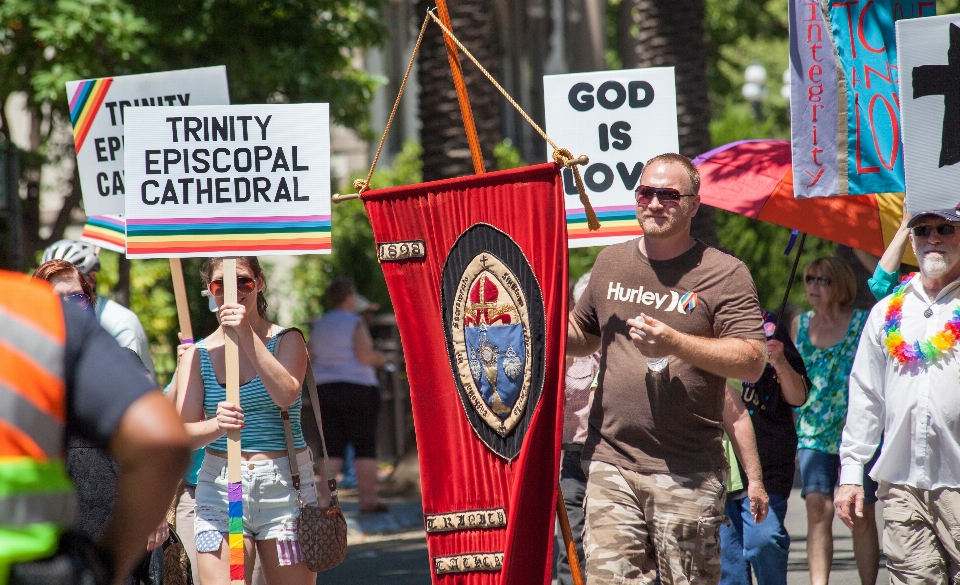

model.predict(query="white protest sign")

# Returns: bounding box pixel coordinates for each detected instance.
[897,14,960,213]
[66,66,230,217]
[543,67,679,247]
[123,104,330,258]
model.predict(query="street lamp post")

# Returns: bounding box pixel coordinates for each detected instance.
[742,63,768,121]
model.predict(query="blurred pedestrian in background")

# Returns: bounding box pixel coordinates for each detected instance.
[309,277,390,514]
[721,311,809,585]
[42,240,156,382]
[556,270,600,585]
[791,257,878,585]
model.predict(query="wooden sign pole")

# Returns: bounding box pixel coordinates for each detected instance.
[223,258,244,584]
[434,0,486,175]
[556,488,585,585]
[169,258,195,344]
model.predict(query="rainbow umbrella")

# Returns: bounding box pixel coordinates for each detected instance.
[693,139,914,264]
[80,214,125,253]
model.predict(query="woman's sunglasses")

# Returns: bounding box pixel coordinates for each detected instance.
[635,185,696,205]
[208,277,257,297]
[911,224,957,238]
[804,275,832,286]
[61,292,91,309]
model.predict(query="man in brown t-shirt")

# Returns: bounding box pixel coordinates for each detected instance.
[568,153,767,585]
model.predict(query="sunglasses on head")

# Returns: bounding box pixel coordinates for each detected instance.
[634,185,696,205]
[61,292,91,309]
[208,277,257,297]
[804,275,831,286]
[911,224,957,238]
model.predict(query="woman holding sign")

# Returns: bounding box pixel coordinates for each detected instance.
[177,256,316,585]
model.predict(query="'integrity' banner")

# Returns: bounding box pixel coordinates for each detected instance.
[788,0,932,197]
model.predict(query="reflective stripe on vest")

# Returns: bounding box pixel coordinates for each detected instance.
[0,274,66,464]
[0,383,62,461]
[0,458,75,529]
[0,309,64,382]
[0,490,76,527]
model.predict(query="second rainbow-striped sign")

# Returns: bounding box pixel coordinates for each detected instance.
[66,67,229,217]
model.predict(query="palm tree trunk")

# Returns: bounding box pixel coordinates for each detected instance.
[416,0,502,182]
[618,0,717,244]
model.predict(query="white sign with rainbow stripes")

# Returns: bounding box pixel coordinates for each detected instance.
[122,103,331,259]
[66,66,229,217]
[543,67,678,248]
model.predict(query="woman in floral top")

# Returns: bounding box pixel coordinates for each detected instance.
[791,256,878,585]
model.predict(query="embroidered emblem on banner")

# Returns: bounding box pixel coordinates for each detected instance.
[442,223,546,461]
[377,240,425,262]
[433,552,504,575]
[424,508,507,533]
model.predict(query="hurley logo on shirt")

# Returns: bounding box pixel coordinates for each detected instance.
[607,282,698,314]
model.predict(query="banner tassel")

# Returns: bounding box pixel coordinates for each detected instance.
[552,148,599,231]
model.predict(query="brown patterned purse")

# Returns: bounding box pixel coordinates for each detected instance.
[279,330,347,572]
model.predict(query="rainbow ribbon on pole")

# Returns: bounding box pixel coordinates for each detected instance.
[228,482,244,580]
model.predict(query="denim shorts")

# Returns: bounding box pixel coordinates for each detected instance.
[194,449,318,545]
[797,447,879,505]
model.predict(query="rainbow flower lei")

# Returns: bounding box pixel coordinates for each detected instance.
[883,273,960,366]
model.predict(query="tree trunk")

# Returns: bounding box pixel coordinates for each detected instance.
[416,0,501,181]
[618,0,718,245]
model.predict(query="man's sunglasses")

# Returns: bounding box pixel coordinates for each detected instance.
[635,185,696,205]
[208,277,257,297]
[911,224,957,238]
[61,292,91,309]
[804,275,832,286]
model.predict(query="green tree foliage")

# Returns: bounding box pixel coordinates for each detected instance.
[133,1,386,133]
[605,0,788,123]
[291,136,541,330]
[2,0,386,381]
[717,215,837,312]
[710,99,836,312]
[291,139,422,329]
[96,253,221,385]
[1,0,386,261]
[493,138,525,170]
[0,1,151,105]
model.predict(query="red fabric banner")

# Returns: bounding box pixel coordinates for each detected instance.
[361,163,567,584]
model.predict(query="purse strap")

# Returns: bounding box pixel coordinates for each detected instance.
[276,328,339,508]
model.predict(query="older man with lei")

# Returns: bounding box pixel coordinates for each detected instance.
[836,207,960,585]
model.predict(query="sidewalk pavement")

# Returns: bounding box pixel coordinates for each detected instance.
[333,487,425,543]
[330,484,889,583]
[785,486,887,585]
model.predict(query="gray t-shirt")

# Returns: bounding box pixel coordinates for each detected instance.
[572,239,764,474]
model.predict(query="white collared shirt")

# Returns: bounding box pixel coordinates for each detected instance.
[839,277,960,489]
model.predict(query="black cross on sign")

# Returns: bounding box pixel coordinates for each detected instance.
[913,23,960,167]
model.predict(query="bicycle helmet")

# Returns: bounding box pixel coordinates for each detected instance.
[41,239,101,274]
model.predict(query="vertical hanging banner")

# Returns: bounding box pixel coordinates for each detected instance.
[66,66,230,216]
[543,68,679,247]
[122,104,331,258]
[897,14,960,212]
[788,0,933,198]
[362,163,566,584]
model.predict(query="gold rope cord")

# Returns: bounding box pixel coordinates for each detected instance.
[340,9,600,233]
[352,13,432,196]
